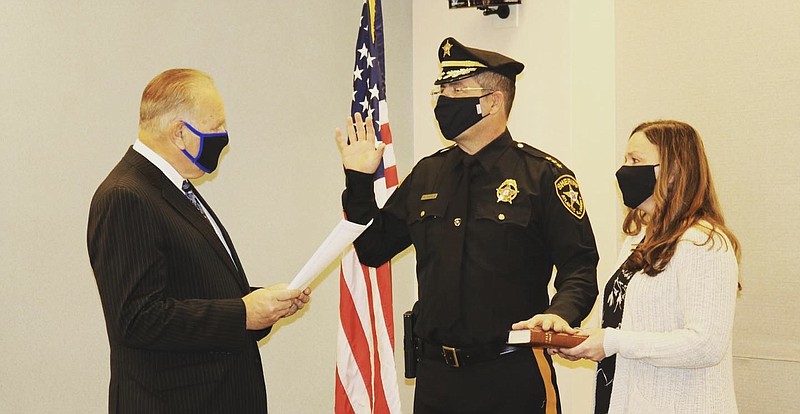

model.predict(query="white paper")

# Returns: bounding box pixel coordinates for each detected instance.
[288,219,373,290]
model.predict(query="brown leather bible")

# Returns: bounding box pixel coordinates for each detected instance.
[506,328,588,348]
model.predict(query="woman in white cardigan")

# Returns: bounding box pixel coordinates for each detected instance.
[558,120,741,414]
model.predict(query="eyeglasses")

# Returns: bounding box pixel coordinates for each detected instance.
[430,86,495,97]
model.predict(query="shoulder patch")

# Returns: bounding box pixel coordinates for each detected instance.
[554,174,585,220]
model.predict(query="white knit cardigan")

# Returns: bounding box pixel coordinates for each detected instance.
[602,224,739,414]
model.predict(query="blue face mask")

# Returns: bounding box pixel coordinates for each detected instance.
[181,120,229,173]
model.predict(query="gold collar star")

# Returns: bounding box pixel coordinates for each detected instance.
[442,40,453,57]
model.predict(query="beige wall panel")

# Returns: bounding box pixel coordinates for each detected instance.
[733,358,798,414]
[616,1,800,411]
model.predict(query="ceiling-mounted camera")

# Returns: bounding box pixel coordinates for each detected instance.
[448,0,522,19]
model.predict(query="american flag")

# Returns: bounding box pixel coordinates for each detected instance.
[334,1,401,413]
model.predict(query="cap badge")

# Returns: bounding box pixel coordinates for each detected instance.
[554,174,585,219]
[496,179,519,204]
[442,40,453,57]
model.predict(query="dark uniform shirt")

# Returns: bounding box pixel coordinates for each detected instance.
[343,130,599,347]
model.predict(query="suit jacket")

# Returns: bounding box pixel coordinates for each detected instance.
[88,148,270,414]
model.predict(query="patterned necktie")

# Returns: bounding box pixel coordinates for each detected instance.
[182,180,207,219]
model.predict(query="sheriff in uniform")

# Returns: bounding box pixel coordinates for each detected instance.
[335,38,599,414]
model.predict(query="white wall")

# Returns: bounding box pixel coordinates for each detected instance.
[412,1,617,413]
[616,2,800,412]
[0,1,414,412]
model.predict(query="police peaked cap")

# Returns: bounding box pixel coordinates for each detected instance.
[435,37,524,85]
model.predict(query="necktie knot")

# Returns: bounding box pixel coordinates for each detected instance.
[182,180,207,219]
[462,156,482,178]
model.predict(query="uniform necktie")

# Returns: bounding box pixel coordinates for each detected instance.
[182,180,207,219]
[435,154,482,328]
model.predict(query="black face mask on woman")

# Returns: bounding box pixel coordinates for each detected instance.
[615,164,659,209]
[433,94,491,140]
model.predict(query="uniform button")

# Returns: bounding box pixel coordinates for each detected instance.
[420,210,426,217]
[517,143,524,148]
[498,213,505,221]
[453,218,462,227]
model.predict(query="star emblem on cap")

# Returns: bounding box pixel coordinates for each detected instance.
[442,40,453,57]
[435,37,524,86]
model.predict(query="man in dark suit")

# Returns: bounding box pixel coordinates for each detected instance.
[87,68,309,414]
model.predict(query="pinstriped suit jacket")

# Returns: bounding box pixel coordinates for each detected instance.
[88,148,270,414]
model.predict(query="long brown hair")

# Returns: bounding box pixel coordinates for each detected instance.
[621,120,741,279]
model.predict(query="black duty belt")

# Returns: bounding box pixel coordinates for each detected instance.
[418,339,525,368]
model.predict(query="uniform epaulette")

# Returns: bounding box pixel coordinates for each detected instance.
[420,144,457,161]
[512,141,567,171]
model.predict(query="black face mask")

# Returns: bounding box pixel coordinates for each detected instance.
[181,120,229,173]
[434,94,489,140]
[616,164,659,209]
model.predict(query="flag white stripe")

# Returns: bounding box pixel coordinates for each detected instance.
[378,100,389,124]
[340,248,375,413]
[337,320,372,414]
[381,143,396,173]
[342,249,376,358]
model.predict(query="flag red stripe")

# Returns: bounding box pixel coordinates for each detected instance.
[383,165,398,189]
[373,373,390,414]
[339,267,374,404]
[334,370,356,414]
[362,264,391,414]
[361,264,380,413]
[380,123,393,145]
[375,263,395,347]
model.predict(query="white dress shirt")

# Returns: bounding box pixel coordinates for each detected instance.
[132,139,235,263]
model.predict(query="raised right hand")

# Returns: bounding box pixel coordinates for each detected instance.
[242,285,301,330]
[334,112,386,174]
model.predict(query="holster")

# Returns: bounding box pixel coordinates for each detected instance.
[403,309,418,378]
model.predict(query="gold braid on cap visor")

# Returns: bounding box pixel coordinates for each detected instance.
[437,60,486,81]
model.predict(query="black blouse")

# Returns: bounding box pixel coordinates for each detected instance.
[594,256,636,414]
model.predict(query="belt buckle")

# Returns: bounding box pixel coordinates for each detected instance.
[441,345,460,368]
